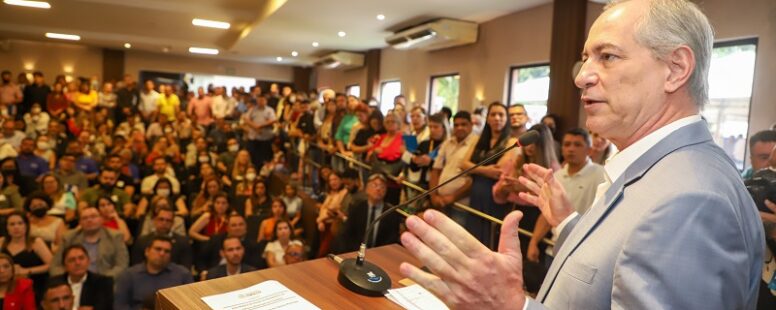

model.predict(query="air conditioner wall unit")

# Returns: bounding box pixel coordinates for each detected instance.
[314,51,364,70]
[386,18,478,51]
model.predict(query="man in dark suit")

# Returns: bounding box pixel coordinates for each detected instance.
[131,206,192,268]
[334,173,402,253]
[206,214,266,269]
[205,236,256,280]
[49,244,113,310]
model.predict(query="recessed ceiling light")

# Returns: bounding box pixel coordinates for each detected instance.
[3,0,50,9]
[312,42,319,47]
[276,57,283,62]
[337,31,346,37]
[291,51,298,57]
[189,47,218,55]
[192,18,231,29]
[124,43,131,49]
[45,33,80,41]
[376,14,385,21]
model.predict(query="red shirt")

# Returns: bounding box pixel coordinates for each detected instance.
[3,278,35,310]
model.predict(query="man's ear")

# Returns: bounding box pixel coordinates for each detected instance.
[664,45,696,94]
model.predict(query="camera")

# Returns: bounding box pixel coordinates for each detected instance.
[745,168,776,213]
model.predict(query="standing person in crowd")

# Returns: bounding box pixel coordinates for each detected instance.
[114,236,192,310]
[23,104,50,138]
[0,211,52,301]
[316,171,349,257]
[588,130,615,165]
[405,113,448,198]
[257,199,286,242]
[50,206,128,279]
[157,84,180,121]
[1,71,23,118]
[48,245,113,310]
[115,74,140,125]
[138,80,158,124]
[210,87,229,120]
[460,101,514,248]
[317,99,338,160]
[333,96,359,172]
[20,72,49,122]
[205,236,256,280]
[45,83,68,119]
[187,87,213,129]
[242,96,276,168]
[0,253,35,310]
[742,129,776,179]
[25,193,66,253]
[368,111,405,205]
[429,111,477,225]
[508,104,529,138]
[72,82,97,112]
[263,220,301,268]
[97,82,116,120]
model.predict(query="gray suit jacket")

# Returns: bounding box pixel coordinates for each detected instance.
[527,121,764,309]
[50,227,129,279]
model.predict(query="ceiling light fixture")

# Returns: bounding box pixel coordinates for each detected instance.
[291,51,299,57]
[337,31,346,37]
[45,32,80,41]
[376,14,385,21]
[276,57,283,62]
[192,18,231,30]
[3,0,50,9]
[189,47,219,55]
[312,42,319,47]
[124,43,131,49]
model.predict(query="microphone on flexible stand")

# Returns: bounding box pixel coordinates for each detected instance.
[334,130,541,296]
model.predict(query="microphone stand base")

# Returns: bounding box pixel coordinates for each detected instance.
[337,258,392,297]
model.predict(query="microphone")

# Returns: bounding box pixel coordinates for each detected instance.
[336,130,541,296]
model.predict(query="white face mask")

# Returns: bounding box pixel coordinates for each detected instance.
[246,173,256,181]
[31,107,41,114]
[36,142,49,150]
[228,144,239,152]
[198,156,209,163]
[157,189,170,197]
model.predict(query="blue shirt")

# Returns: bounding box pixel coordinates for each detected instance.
[76,156,100,175]
[16,153,49,177]
[114,263,192,310]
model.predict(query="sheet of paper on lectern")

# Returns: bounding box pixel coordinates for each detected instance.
[385,284,449,310]
[201,280,319,310]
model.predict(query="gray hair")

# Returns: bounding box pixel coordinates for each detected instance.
[606,0,714,106]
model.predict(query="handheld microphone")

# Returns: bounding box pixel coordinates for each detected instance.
[336,130,541,296]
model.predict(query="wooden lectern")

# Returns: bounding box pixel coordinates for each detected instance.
[156,244,421,309]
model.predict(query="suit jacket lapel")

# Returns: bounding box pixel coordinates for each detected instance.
[537,121,713,302]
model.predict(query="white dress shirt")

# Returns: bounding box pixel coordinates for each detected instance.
[68,273,88,310]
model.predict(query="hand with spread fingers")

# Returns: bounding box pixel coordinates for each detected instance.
[400,209,526,309]
[517,163,575,227]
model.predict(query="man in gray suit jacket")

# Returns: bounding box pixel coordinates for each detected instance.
[397,0,765,309]
[50,205,129,279]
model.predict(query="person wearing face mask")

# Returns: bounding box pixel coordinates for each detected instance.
[134,178,188,221]
[25,193,66,253]
[139,157,180,196]
[33,135,56,171]
[22,103,50,139]
[217,138,240,175]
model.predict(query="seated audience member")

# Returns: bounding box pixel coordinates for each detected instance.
[0,211,52,301]
[334,173,401,253]
[33,136,57,171]
[137,196,186,237]
[40,175,77,224]
[188,193,232,242]
[204,236,256,280]
[206,214,264,269]
[25,193,66,253]
[190,177,222,218]
[65,141,99,182]
[135,178,188,219]
[50,205,128,279]
[0,120,26,151]
[0,171,23,215]
[257,199,287,242]
[52,154,87,194]
[139,157,180,195]
[103,154,137,198]
[245,179,271,218]
[96,196,132,244]
[263,220,302,268]
[0,253,35,309]
[1,158,36,196]
[114,236,192,310]
[131,206,191,268]
[16,138,49,179]
[316,171,349,257]
[40,279,73,310]
[78,169,133,217]
[48,245,113,310]
[280,184,303,234]
[283,243,305,265]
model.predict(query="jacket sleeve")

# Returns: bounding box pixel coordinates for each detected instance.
[106,233,129,278]
[95,276,115,310]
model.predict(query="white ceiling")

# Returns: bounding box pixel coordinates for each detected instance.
[0,0,551,65]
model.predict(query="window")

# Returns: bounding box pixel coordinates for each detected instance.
[703,39,758,170]
[428,74,460,114]
[379,80,402,115]
[346,84,361,98]
[507,64,550,127]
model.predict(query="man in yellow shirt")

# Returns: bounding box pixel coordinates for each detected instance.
[156,84,180,121]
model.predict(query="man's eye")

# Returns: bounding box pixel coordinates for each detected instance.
[601,53,618,61]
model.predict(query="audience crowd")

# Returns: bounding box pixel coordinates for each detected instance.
[0,68,774,309]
